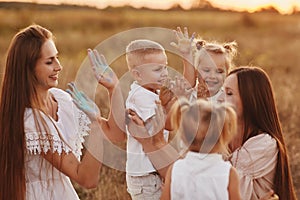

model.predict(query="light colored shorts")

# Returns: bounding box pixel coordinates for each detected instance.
[126,172,162,200]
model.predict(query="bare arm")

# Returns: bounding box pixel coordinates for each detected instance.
[160,164,173,200]
[171,27,196,88]
[88,49,126,142]
[98,85,126,142]
[228,167,242,200]
[42,124,103,189]
[127,105,180,179]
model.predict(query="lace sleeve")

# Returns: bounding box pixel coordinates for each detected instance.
[26,131,73,155]
[73,110,91,158]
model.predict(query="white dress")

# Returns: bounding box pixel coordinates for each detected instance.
[24,88,91,200]
[171,152,232,200]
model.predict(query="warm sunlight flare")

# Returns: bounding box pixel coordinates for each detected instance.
[209,0,300,14]
[0,0,300,14]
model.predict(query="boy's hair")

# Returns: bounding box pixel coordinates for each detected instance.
[194,39,237,74]
[125,39,165,70]
[170,98,237,154]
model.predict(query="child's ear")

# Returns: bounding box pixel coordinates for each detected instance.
[131,69,142,81]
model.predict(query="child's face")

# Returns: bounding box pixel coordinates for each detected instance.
[197,52,227,97]
[133,52,168,91]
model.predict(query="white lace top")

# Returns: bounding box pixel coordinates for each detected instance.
[24,88,91,200]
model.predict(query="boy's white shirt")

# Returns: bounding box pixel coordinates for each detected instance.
[126,81,168,176]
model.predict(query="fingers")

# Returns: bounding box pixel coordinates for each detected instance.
[190,32,196,42]
[67,82,82,102]
[93,49,109,70]
[183,27,188,38]
[87,48,97,67]
[170,42,179,49]
[176,26,184,38]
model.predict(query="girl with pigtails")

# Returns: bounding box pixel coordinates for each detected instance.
[170,27,237,102]
[160,98,241,200]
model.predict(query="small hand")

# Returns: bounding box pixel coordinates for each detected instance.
[159,78,175,107]
[87,49,119,90]
[170,76,193,98]
[127,102,166,146]
[66,82,100,121]
[170,27,195,55]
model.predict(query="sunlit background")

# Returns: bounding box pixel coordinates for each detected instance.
[0,0,300,14]
[0,0,300,199]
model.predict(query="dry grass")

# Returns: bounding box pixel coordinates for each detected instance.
[0,4,299,199]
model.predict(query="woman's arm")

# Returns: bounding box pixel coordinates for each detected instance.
[228,167,241,200]
[230,134,278,199]
[127,106,180,179]
[42,127,103,189]
[98,85,126,142]
[160,164,173,200]
[88,49,126,142]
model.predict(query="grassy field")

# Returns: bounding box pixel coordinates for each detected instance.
[0,3,299,199]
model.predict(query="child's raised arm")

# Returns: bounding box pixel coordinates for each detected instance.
[171,27,196,88]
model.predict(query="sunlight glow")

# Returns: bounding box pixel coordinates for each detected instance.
[209,0,300,14]
[0,0,300,14]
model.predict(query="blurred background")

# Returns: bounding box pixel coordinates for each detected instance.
[0,0,299,199]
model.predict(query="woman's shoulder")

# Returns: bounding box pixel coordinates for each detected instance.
[49,88,72,101]
[243,133,277,149]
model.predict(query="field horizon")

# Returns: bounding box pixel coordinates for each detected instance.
[0,2,299,199]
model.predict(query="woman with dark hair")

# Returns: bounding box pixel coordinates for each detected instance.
[218,66,296,200]
[0,24,120,200]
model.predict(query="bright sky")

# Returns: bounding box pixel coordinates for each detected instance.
[1,0,300,14]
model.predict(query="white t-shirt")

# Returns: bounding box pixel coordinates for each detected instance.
[171,152,231,200]
[25,88,91,200]
[125,81,168,176]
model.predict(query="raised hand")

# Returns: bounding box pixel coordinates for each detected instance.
[170,27,195,56]
[87,49,119,90]
[159,77,193,112]
[66,82,100,122]
[170,76,193,98]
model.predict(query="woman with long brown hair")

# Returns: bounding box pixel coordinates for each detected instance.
[0,24,120,200]
[218,66,297,200]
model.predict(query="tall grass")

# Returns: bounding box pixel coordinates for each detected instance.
[0,4,299,199]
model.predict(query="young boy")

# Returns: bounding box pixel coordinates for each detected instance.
[125,39,169,199]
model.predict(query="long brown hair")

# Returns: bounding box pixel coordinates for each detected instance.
[229,66,296,200]
[0,24,52,200]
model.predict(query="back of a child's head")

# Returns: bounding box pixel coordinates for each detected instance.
[194,39,237,74]
[126,39,165,70]
[170,97,237,154]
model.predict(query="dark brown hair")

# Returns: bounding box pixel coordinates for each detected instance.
[0,24,52,200]
[229,66,296,200]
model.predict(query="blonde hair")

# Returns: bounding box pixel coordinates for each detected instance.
[194,39,237,74]
[125,39,165,70]
[170,98,237,154]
